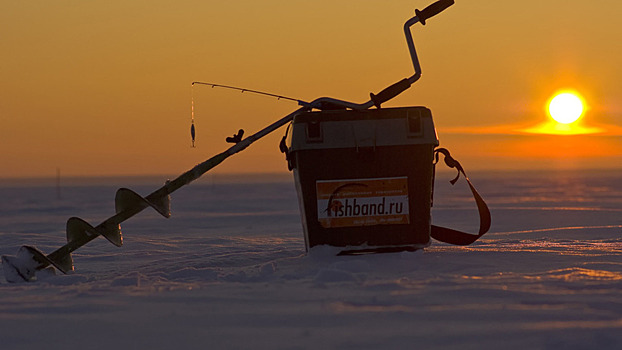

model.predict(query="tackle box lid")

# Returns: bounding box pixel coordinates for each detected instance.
[288,106,439,151]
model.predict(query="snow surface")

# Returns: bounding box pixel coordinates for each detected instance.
[1,170,622,349]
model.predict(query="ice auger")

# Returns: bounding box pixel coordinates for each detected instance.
[2,0,459,282]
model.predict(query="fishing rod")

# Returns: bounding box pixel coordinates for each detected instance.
[190,82,309,147]
[192,82,308,106]
[2,0,455,282]
[189,0,454,146]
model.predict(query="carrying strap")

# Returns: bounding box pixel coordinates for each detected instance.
[431,148,491,245]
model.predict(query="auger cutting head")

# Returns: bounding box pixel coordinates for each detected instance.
[1,185,172,282]
[2,245,72,283]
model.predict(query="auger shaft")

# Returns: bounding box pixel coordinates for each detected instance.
[29,106,310,274]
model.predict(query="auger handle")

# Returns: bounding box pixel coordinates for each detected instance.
[370,78,412,109]
[415,0,455,25]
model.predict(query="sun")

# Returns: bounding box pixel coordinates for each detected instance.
[521,90,601,135]
[548,92,584,124]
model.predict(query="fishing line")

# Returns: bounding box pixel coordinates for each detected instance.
[190,82,308,147]
[191,84,196,148]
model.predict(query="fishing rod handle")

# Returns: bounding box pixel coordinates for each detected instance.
[416,0,455,25]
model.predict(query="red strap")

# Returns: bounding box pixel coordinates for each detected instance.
[431,148,491,245]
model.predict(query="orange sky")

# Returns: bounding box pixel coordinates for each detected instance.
[2,1,622,178]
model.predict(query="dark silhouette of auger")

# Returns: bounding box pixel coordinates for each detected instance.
[1,141,252,282]
[2,105,307,282]
[1,0,456,282]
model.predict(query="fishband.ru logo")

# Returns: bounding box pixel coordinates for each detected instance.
[316,177,410,228]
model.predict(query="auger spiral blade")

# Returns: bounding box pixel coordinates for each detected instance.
[0,140,259,282]
[0,103,301,282]
[0,186,174,282]
[116,188,171,219]
[67,217,122,247]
